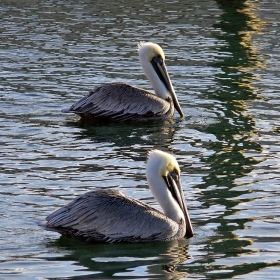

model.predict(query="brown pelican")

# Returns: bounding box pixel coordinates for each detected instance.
[61,42,184,122]
[40,150,194,243]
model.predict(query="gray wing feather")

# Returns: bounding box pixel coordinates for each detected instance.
[43,190,178,243]
[62,82,170,121]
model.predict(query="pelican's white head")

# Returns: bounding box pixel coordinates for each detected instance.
[146,149,180,178]
[138,42,165,62]
[146,149,193,238]
[137,42,184,118]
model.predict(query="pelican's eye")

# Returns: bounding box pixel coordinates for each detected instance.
[151,55,163,65]
[170,169,180,182]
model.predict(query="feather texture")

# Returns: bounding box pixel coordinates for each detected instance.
[62,82,173,121]
[42,189,179,243]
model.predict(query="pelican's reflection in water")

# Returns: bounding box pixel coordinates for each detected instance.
[68,119,179,163]
[45,237,192,279]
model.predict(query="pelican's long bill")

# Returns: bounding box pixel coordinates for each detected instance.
[150,56,184,118]
[163,169,194,238]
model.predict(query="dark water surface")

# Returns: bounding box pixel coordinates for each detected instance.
[1,0,280,279]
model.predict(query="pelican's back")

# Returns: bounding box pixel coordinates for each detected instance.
[62,82,173,122]
[41,189,180,243]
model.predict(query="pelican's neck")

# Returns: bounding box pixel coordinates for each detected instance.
[140,58,170,100]
[146,163,184,223]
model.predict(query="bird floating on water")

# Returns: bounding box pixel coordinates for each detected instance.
[61,42,184,122]
[40,150,194,243]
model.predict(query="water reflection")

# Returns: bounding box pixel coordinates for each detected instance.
[72,119,177,150]
[188,0,267,278]
[214,0,266,100]
[44,238,191,279]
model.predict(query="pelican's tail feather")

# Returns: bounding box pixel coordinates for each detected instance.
[61,107,71,113]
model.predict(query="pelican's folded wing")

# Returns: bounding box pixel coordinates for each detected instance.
[62,82,170,121]
[42,189,179,243]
